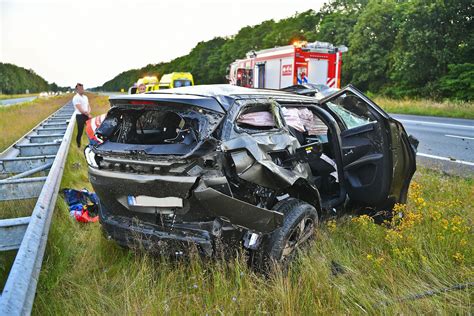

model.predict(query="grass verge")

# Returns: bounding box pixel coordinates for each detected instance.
[31,152,472,313]
[0,94,111,289]
[0,93,38,100]
[374,97,474,119]
[0,94,73,151]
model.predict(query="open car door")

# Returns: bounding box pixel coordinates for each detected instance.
[320,85,416,210]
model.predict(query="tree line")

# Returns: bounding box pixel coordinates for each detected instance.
[100,0,473,101]
[0,63,67,94]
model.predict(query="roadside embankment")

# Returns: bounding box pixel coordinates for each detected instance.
[375,97,474,120]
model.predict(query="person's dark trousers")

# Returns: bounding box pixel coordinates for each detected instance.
[76,114,89,148]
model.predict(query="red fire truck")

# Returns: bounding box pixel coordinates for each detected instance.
[228,41,347,89]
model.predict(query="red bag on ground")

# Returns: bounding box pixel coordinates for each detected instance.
[75,208,99,223]
[63,189,99,223]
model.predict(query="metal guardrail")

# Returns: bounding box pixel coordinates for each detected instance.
[0,101,76,315]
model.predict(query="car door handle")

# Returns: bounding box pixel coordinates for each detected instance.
[344,149,354,156]
[344,153,383,170]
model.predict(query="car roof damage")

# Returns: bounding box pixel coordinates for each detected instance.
[108,84,334,112]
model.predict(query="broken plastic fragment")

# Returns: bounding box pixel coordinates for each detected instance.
[320,154,338,182]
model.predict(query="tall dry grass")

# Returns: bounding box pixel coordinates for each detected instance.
[374,97,474,119]
[0,93,111,152]
[0,94,112,288]
[0,95,73,151]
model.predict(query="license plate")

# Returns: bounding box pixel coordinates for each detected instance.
[127,195,183,208]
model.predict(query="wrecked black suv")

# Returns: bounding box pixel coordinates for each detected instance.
[86,84,417,267]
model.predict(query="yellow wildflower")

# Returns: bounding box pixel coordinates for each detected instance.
[352,215,374,226]
[453,252,464,264]
[326,220,337,232]
[374,256,385,267]
[441,219,449,230]
[429,210,442,221]
[451,216,463,226]
[385,229,403,244]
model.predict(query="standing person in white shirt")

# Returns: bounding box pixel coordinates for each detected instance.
[72,83,92,148]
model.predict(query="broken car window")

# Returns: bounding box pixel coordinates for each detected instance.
[282,107,328,136]
[237,111,276,128]
[136,111,190,144]
[101,103,223,147]
[324,91,376,130]
[236,103,281,132]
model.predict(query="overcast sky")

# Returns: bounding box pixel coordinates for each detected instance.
[1,0,326,88]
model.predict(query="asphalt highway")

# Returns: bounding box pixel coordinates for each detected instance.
[391,114,474,176]
[0,96,37,107]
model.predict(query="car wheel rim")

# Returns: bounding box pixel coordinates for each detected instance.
[281,216,315,260]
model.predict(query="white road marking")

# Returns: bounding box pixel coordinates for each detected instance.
[445,134,474,140]
[398,119,474,130]
[417,153,474,166]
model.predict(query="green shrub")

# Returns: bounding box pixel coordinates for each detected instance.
[438,63,474,101]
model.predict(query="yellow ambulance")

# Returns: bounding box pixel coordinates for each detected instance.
[137,76,159,93]
[158,72,194,89]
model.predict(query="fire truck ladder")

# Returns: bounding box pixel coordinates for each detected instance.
[0,101,76,315]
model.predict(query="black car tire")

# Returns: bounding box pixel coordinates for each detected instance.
[253,198,318,272]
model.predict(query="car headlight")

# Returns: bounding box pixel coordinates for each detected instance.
[84,147,99,168]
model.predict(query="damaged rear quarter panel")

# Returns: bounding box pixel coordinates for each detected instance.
[222,133,310,189]
[221,99,311,189]
[194,98,316,233]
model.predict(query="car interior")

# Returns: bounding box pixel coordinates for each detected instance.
[281,105,341,201]
[234,102,342,203]
[107,109,199,145]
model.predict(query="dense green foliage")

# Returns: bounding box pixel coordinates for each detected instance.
[0,63,66,94]
[438,63,474,101]
[100,0,473,100]
[0,63,49,94]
